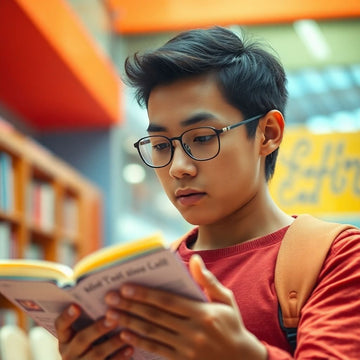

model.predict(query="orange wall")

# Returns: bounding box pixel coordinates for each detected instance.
[0,0,121,130]
[107,0,360,34]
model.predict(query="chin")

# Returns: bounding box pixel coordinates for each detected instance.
[180,212,217,226]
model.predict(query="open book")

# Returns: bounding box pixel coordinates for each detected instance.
[0,234,205,360]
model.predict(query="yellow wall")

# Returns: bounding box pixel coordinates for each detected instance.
[270,128,360,217]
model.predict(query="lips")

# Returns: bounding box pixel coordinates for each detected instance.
[175,189,206,206]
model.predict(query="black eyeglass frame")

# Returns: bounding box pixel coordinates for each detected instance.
[134,113,265,168]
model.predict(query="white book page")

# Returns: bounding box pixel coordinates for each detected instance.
[0,280,79,336]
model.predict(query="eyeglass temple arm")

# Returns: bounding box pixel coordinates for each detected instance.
[222,114,264,132]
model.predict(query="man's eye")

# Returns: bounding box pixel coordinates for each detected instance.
[153,142,170,151]
[193,135,216,143]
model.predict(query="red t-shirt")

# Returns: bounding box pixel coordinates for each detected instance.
[176,225,360,359]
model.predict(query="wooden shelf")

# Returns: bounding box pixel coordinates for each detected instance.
[0,125,102,329]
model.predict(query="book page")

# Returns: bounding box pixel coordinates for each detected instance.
[70,248,205,360]
[0,280,85,336]
[71,248,205,319]
[0,248,205,360]
[0,259,73,283]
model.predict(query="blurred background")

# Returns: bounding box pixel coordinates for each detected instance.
[1,0,360,247]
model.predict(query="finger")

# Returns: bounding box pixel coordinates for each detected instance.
[81,333,133,360]
[61,316,119,358]
[119,330,176,360]
[55,304,81,344]
[108,345,134,360]
[106,287,197,318]
[107,307,180,346]
[189,254,234,305]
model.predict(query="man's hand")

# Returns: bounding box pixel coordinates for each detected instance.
[104,254,267,360]
[55,304,133,359]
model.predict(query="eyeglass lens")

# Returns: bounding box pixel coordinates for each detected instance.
[138,127,220,167]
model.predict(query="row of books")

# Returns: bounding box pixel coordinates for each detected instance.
[0,151,14,212]
[0,151,79,235]
[27,181,79,234]
[0,223,44,260]
[0,221,77,268]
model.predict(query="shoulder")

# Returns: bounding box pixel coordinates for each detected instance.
[318,224,360,283]
[328,225,360,257]
[170,227,198,252]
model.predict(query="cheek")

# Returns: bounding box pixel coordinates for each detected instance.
[154,169,174,198]
[210,145,261,190]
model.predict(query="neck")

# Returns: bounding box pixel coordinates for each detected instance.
[194,187,293,251]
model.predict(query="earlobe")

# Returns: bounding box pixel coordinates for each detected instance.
[258,110,285,156]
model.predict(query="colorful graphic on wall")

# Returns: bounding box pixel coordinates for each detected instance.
[270,128,360,216]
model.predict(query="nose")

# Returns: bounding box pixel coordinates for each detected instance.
[168,142,197,179]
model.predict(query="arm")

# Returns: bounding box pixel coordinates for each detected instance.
[105,254,267,360]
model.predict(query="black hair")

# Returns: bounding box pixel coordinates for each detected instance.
[124,26,288,181]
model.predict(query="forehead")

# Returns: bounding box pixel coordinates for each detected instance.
[148,75,220,112]
[147,75,242,127]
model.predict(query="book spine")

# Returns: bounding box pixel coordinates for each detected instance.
[0,308,18,326]
[25,242,44,260]
[27,180,55,232]
[0,221,12,259]
[63,196,78,235]
[40,182,55,232]
[0,152,14,213]
[57,241,76,267]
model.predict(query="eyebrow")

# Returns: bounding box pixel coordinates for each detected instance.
[147,112,217,132]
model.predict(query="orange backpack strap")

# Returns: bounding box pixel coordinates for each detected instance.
[170,228,198,252]
[275,214,355,331]
[170,237,184,252]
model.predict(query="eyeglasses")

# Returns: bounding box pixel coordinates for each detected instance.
[134,114,264,168]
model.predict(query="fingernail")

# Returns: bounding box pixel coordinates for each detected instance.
[106,310,119,320]
[106,292,120,305]
[120,331,133,342]
[104,315,117,328]
[194,254,204,265]
[68,305,77,317]
[124,346,133,357]
[192,254,206,271]
[121,285,135,298]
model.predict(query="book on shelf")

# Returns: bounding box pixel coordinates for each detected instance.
[0,151,14,213]
[0,222,14,259]
[62,196,78,235]
[57,241,77,268]
[0,233,205,360]
[27,180,55,232]
[0,308,18,326]
[24,243,44,260]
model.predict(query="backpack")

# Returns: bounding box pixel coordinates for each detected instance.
[171,214,356,351]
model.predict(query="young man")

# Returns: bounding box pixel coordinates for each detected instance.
[55,26,360,359]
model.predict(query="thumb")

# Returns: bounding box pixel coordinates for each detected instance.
[189,254,233,305]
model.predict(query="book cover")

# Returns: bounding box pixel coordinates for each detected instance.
[0,234,205,360]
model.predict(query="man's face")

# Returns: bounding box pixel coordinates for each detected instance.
[147,75,264,226]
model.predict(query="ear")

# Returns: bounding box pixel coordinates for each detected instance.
[257,110,285,156]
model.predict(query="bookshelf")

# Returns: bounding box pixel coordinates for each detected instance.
[0,125,102,329]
